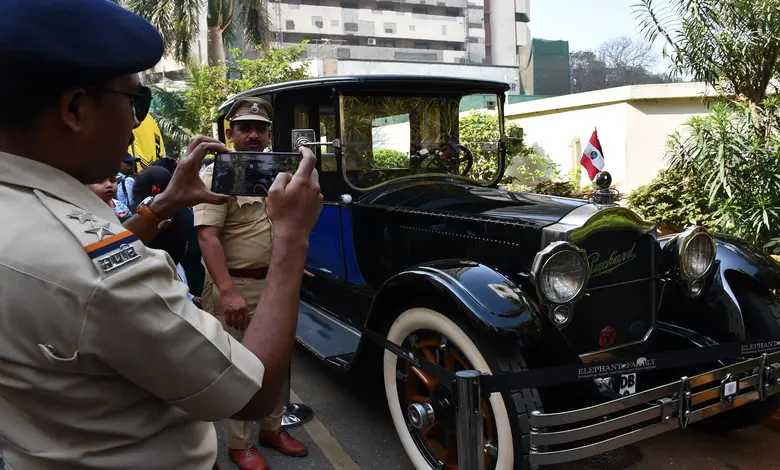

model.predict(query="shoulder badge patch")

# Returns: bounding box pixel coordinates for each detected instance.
[84,230,142,273]
[34,192,147,276]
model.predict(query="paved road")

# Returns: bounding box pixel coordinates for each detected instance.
[216,344,779,470]
[216,344,413,470]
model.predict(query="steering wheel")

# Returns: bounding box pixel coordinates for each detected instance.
[421,143,474,176]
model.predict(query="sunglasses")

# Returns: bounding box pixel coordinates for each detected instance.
[89,86,153,123]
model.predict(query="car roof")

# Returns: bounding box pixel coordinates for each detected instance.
[216,75,511,117]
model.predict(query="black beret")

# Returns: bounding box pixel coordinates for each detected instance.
[0,0,164,83]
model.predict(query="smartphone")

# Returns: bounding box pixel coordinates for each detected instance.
[211,151,303,196]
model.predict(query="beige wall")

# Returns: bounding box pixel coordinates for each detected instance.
[623,99,710,192]
[505,83,714,192]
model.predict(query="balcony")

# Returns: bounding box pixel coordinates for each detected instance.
[295,43,468,63]
[515,0,530,22]
[276,3,466,43]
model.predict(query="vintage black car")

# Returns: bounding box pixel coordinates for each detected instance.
[215,76,780,470]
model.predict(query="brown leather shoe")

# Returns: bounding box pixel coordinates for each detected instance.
[227,447,269,470]
[258,429,309,457]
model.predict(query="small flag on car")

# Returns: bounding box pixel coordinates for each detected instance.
[580,129,605,181]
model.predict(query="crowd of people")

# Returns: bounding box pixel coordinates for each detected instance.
[0,1,324,469]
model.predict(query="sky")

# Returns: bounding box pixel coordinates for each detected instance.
[529,0,673,73]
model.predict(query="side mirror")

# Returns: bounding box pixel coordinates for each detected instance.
[292,128,340,150]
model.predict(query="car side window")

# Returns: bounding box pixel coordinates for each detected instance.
[372,113,411,169]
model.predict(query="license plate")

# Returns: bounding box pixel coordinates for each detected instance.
[619,373,637,396]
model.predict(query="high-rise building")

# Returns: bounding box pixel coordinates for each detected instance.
[269,0,529,67]
[152,0,531,96]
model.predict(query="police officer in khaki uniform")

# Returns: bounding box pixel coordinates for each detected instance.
[196,98,308,470]
[0,1,323,469]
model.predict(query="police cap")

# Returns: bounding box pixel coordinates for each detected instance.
[226,98,274,124]
[0,0,164,84]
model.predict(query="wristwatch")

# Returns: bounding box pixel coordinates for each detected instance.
[137,196,173,230]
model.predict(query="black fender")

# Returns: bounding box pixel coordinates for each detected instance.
[661,233,780,340]
[364,260,543,349]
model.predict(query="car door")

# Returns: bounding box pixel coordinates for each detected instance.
[297,100,348,282]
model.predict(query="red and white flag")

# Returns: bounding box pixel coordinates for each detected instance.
[580,129,605,181]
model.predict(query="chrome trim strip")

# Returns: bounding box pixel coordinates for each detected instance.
[690,374,758,406]
[531,401,673,446]
[541,204,602,248]
[530,421,679,466]
[579,325,656,363]
[529,351,780,467]
[686,391,760,425]
[688,356,763,388]
[541,205,658,250]
[530,382,679,427]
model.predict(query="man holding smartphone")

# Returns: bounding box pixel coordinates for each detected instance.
[0,1,323,469]
[195,98,308,470]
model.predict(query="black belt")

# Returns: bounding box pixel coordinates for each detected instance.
[228,268,268,280]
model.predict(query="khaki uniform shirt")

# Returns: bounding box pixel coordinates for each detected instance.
[194,164,273,269]
[0,153,265,469]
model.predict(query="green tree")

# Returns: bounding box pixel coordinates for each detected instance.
[151,44,310,154]
[634,0,780,131]
[117,0,272,66]
[665,100,780,244]
[629,0,780,249]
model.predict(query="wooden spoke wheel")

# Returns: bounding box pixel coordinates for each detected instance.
[383,307,535,470]
[398,334,497,469]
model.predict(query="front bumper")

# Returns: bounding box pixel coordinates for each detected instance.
[528,351,780,467]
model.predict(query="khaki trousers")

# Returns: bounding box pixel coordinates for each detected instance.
[202,273,288,450]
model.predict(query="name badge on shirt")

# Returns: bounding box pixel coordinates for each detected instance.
[97,243,141,273]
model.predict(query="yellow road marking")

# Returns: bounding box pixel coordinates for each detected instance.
[290,389,362,470]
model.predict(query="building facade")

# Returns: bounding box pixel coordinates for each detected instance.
[269,0,530,68]
[149,0,531,99]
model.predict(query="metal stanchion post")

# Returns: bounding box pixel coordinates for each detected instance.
[282,363,314,428]
[455,370,484,470]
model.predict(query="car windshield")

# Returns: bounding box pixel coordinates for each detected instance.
[339,93,503,190]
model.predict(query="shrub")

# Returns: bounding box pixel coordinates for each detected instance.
[626,168,715,234]
[373,149,409,168]
[662,100,780,244]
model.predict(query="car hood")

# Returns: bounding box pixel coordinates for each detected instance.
[359,179,592,229]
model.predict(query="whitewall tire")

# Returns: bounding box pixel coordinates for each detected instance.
[383,307,515,470]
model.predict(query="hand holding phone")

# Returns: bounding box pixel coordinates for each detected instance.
[211,151,303,197]
[266,147,323,241]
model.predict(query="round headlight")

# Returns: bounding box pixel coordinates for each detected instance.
[682,232,715,279]
[539,250,588,304]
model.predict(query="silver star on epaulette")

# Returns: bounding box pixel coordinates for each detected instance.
[67,210,97,224]
[84,223,115,241]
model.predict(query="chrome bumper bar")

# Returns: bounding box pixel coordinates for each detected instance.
[528,351,780,467]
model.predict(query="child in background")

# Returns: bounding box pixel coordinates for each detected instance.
[86,175,131,221]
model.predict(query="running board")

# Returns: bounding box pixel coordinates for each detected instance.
[296,301,362,370]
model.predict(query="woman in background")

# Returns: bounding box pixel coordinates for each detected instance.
[149,157,206,300]
[131,166,201,306]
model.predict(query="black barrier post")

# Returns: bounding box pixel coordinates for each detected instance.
[455,370,484,470]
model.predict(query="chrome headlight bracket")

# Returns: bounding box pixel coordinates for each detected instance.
[664,225,716,298]
[530,241,591,328]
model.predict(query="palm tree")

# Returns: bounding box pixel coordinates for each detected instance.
[206,0,272,66]
[115,0,272,66]
[148,60,212,156]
